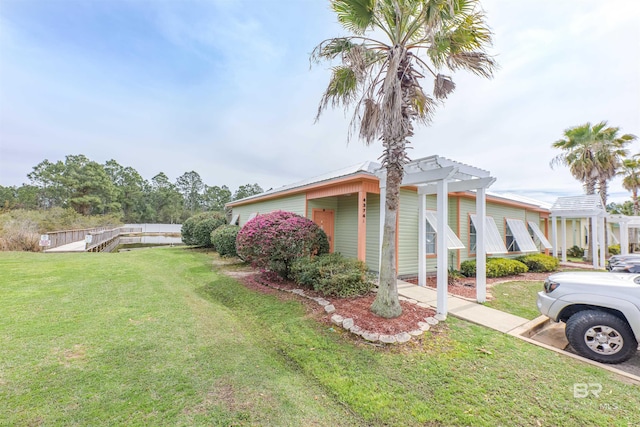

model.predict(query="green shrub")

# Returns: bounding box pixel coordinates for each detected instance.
[210,225,239,257]
[515,253,559,272]
[566,245,585,258]
[290,253,375,298]
[608,244,620,255]
[460,258,529,278]
[181,211,226,247]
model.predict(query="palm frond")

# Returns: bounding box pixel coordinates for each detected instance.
[331,0,376,35]
[433,73,455,99]
[316,66,360,120]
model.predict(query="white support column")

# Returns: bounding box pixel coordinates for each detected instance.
[561,217,567,262]
[621,222,629,255]
[598,215,606,269]
[591,216,598,269]
[572,219,577,246]
[418,191,426,287]
[476,187,487,303]
[551,215,558,258]
[436,179,448,317]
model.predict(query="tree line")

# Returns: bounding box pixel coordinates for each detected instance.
[0,154,263,223]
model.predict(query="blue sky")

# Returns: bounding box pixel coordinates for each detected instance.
[1,0,639,204]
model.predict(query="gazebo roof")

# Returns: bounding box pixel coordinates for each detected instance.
[550,195,605,217]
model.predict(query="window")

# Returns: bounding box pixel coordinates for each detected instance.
[470,218,476,253]
[425,220,436,254]
[506,224,520,252]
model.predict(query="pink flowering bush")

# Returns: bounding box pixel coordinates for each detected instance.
[236,211,329,279]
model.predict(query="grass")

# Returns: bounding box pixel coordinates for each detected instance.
[485,280,544,320]
[1,248,639,426]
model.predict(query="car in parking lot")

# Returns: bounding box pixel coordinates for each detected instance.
[537,271,640,364]
[607,253,640,270]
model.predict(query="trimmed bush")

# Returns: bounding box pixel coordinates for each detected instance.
[460,257,529,278]
[211,225,240,257]
[181,211,226,247]
[290,253,375,298]
[566,245,585,258]
[608,244,620,255]
[236,210,329,278]
[515,253,559,272]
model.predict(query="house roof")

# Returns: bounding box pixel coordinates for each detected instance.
[550,195,605,217]
[227,161,380,206]
[227,158,551,212]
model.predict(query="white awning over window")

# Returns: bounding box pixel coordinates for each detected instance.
[425,211,465,250]
[506,219,538,253]
[247,212,258,221]
[527,221,552,249]
[230,214,239,225]
[470,214,508,254]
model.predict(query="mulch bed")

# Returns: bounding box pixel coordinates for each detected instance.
[233,271,436,336]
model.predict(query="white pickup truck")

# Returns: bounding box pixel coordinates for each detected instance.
[537,271,640,364]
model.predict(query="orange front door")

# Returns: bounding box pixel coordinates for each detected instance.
[312,209,335,253]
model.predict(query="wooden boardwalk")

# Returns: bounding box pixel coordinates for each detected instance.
[43,227,142,253]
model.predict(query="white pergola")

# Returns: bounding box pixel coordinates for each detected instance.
[376,155,496,318]
[607,214,640,254]
[550,195,606,269]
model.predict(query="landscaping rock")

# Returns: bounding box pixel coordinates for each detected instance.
[291,289,306,296]
[362,331,379,342]
[408,329,424,337]
[434,313,447,321]
[331,314,344,326]
[342,318,354,330]
[395,332,412,343]
[350,325,363,336]
[324,304,336,314]
[379,334,397,344]
[417,321,431,332]
[314,298,331,306]
[425,317,439,326]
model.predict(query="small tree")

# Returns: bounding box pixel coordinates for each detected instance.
[236,211,329,278]
[211,224,240,257]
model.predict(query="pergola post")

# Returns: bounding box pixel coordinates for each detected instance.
[551,215,558,258]
[436,179,448,317]
[591,216,598,269]
[561,217,567,262]
[621,221,629,255]
[418,189,426,287]
[598,215,606,268]
[476,187,487,303]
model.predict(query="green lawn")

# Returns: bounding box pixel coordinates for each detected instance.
[485,280,544,320]
[1,248,639,426]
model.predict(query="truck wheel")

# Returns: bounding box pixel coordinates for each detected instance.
[565,310,638,364]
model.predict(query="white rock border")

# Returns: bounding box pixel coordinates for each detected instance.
[254,279,442,345]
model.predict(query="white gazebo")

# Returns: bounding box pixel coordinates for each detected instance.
[550,195,606,269]
[376,155,496,318]
[606,214,640,254]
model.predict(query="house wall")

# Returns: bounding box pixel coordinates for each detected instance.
[335,195,358,258]
[365,193,380,271]
[232,194,306,226]
[398,189,419,276]
[307,198,338,217]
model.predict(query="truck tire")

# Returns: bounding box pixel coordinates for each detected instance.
[565,310,638,364]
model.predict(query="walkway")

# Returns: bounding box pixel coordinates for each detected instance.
[44,240,87,253]
[397,280,529,333]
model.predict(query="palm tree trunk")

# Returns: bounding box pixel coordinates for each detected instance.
[371,162,403,318]
[634,188,639,216]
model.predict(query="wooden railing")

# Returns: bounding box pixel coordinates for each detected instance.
[44,227,110,250]
[86,227,142,252]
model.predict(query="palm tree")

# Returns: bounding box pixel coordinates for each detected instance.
[312,0,496,318]
[551,121,634,207]
[551,121,635,259]
[619,158,640,215]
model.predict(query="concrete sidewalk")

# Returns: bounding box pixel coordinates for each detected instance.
[397,280,531,334]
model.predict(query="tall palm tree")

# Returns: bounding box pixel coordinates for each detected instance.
[551,121,634,207]
[619,157,640,215]
[312,0,496,318]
